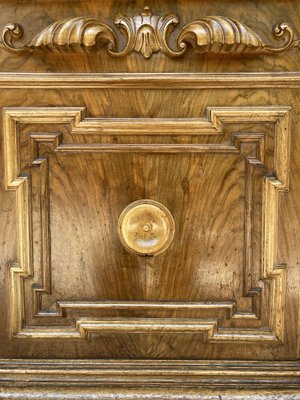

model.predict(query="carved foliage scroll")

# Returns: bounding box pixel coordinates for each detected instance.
[1,7,300,58]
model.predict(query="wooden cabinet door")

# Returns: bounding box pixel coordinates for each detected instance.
[0,0,299,397]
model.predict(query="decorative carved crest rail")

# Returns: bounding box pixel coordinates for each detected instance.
[1,7,300,58]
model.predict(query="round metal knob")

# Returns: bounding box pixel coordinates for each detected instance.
[118,199,175,257]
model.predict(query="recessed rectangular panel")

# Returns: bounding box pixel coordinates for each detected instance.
[0,105,290,358]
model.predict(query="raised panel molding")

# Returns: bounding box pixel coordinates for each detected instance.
[1,7,300,58]
[3,106,291,343]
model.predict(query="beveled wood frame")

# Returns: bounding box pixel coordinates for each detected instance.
[0,72,299,393]
[3,105,290,343]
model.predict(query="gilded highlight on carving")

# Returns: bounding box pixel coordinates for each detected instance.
[28,18,117,52]
[0,7,299,58]
[4,106,289,342]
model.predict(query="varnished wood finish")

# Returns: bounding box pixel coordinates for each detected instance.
[117,199,176,257]
[0,360,299,391]
[0,0,300,396]
[2,106,291,345]
[1,8,299,57]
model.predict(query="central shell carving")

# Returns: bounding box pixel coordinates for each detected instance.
[1,7,298,58]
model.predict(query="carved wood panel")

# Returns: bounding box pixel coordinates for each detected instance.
[1,7,300,58]
[2,106,290,349]
[0,0,300,394]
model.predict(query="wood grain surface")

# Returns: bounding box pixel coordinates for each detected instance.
[0,0,299,395]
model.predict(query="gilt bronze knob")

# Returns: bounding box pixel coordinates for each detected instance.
[118,199,175,256]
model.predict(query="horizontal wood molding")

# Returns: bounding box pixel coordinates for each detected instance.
[0,360,299,391]
[17,318,219,340]
[2,72,300,89]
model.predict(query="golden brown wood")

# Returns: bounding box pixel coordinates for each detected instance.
[2,105,291,345]
[1,8,299,58]
[0,0,300,396]
[117,199,175,257]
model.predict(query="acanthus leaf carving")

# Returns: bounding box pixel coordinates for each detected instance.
[177,19,295,54]
[1,8,299,58]
[7,17,117,53]
[31,17,117,52]
[177,16,265,53]
[1,22,24,53]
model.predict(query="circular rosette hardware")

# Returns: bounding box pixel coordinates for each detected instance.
[118,199,175,257]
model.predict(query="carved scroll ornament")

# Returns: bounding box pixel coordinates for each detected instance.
[1,7,300,58]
